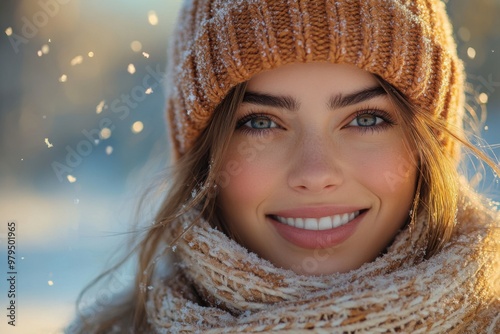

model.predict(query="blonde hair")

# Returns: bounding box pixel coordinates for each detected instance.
[73,76,498,333]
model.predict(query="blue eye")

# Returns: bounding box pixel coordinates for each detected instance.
[245,116,277,129]
[236,113,280,134]
[348,113,384,127]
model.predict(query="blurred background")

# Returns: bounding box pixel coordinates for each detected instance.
[0,0,499,333]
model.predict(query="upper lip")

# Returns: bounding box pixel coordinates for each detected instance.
[269,206,367,218]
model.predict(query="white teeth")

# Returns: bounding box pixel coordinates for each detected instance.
[274,211,360,231]
[318,216,332,230]
[341,213,349,226]
[332,215,341,228]
[304,218,318,230]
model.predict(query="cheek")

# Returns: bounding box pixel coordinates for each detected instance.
[347,144,417,198]
[217,142,278,210]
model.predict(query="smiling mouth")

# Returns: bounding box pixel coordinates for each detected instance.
[269,210,364,231]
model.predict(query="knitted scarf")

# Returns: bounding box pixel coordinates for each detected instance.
[147,194,500,333]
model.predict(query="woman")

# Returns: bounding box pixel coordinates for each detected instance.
[69,0,500,332]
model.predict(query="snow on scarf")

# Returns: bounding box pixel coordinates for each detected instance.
[147,194,500,333]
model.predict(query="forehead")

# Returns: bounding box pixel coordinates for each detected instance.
[246,63,379,94]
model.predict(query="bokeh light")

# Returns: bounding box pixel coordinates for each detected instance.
[132,121,144,134]
[0,1,498,333]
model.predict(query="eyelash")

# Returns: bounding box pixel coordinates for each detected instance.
[235,108,397,136]
[346,108,397,133]
[235,111,281,136]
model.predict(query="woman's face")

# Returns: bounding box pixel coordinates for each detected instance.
[217,63,418,275]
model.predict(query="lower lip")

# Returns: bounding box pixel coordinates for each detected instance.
[269,211,365,249]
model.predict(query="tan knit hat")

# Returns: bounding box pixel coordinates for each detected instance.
[166,0,464,159]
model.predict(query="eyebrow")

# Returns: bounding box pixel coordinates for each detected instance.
[327,86,387,110]
[242,91,300,111]
[242,86,387,112]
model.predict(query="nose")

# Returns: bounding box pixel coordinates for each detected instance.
[287,135,343,193]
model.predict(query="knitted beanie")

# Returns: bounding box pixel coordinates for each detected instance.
[166,0,464,159]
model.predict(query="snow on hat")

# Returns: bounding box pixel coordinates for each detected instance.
[166,0,464,159]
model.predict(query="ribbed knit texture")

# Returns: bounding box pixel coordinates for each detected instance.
[146,190,500,333]
[166,0,464,159]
